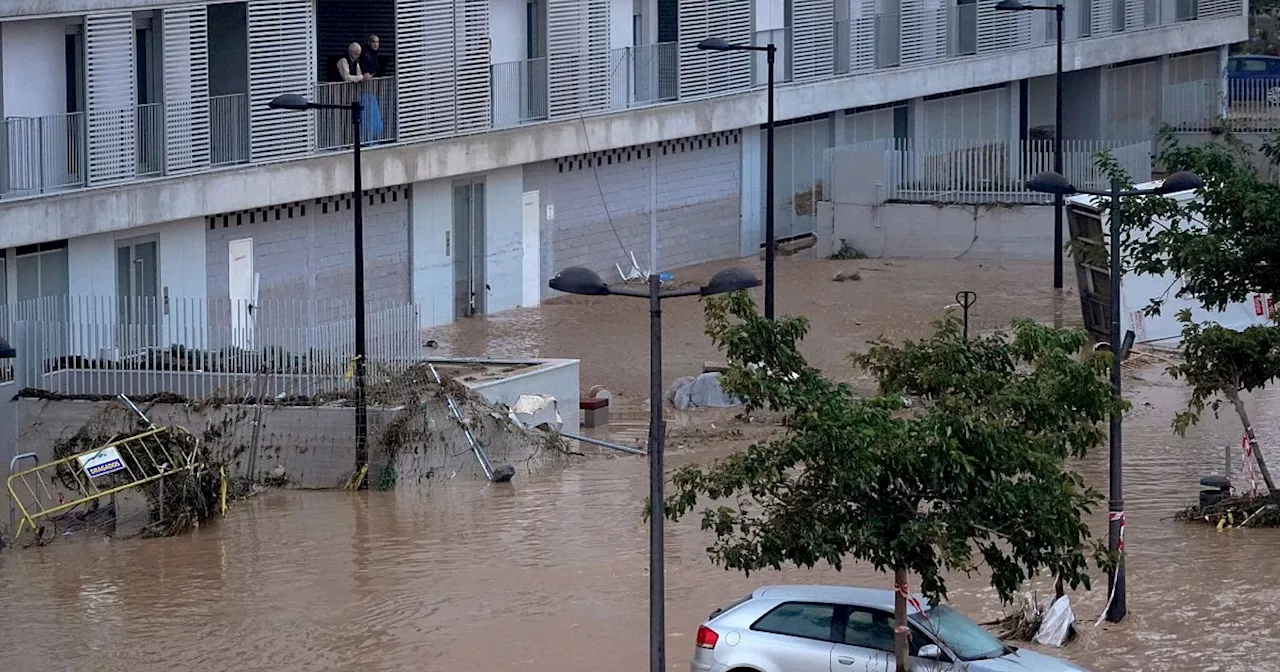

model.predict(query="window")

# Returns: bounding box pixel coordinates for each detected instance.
[1242,59,1270,73]
[15,241,70,302]
[752,602,838,642]
[843,608,896,651]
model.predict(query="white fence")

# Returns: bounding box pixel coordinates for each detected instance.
[824,138,1152,204]
[7,296,421,399]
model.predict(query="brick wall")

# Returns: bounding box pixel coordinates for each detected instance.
[523,131,741,295]
[204,186,412,306]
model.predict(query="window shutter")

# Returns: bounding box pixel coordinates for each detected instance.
[793,0,836,79]
[247,0,314,162]
[548,0,612,118]
[455,0,492,133]
[163,4,211,173]
[678,0,752,100]
[85,12,137,185]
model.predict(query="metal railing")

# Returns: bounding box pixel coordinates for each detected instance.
[1162,77,1280,132]
[826,138,1152,203]
[1,112,86,198]
[875,13,901,68]
[949,4,979,56]
[8,295,422,400]
[491,58,548,128]
[210,94,250,166]
[313,76,398,151]
[136,103,165,177]
[612,42,678,108]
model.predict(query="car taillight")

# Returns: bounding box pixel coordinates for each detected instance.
[696,625,719,649]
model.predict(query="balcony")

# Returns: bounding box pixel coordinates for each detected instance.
[492,58,548,128]
[137,103,165,177]
[313,76,398,150]
[875,13,901,68]
[0,112,86,198]
[948,3,978,56]
[210,94,250,166]
[612,42,678,108]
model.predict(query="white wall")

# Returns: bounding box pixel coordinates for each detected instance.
[610,0,632,49]
[411,180,454,327]
[490,0,527,64]
[1,18,72,118]
[484,165,526,313]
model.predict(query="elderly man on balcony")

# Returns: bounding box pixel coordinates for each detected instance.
[332,42,384,145]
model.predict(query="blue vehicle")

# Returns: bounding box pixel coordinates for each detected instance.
[1228,54,1280,104]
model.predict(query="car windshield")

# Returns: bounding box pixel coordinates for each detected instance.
[909,604,1006,661]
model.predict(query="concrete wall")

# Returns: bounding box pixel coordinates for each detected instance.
[526,131,742,295]
[1,18,73,119]
[67,217,208,302]
[467,358,581,434]
[0,15,1245,249]
[204,186,411,305]
[819,201,1057,260]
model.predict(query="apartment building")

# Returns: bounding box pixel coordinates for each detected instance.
[0,0,1245,337]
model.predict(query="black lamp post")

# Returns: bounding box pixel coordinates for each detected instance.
[698,36,778,320]
[996,0,1066,290]
[268,93,369,478]
[1026,169,1204,623]
[549,266,759,672]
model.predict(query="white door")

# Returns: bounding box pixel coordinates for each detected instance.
[521,190,541,307]
[228,238,255,350]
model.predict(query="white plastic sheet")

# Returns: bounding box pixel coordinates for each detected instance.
[1033,595,1076,648]
[668,373,740,410]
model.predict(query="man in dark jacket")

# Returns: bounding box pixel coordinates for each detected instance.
[359,34,381,78]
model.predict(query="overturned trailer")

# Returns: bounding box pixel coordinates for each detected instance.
[1065,181,1272,349]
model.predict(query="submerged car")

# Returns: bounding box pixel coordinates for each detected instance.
[691,584,1090,672]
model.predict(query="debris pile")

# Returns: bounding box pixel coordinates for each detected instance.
[1175,493,1280,528]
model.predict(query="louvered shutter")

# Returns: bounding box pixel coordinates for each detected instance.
[678,0,752,100]
[395,0,431,141]
[1124,0,1143,30]
[85,13,137,185]
[547,0,611,118]
[247,0,314,162]
[792,0,835,79]
[454,0,492,132]
[163,5,211,173]
[851,0,876,72]
[1090,0,1112,35]
[899,0,940,66]
[977,1,1028,52]
[1198,0,1239,17]
[425,0,459,136]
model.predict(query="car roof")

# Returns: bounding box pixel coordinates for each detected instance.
[750,585,934,614]
[1232,54,1280,61]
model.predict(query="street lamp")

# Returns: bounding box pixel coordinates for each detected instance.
[268,93,370,479]
[996,0,1067,291]
[1026,169,1204,624]
[549,265,760,672]
[698,36,778,320]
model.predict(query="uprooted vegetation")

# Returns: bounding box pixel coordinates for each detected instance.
[1175,493,1280,528]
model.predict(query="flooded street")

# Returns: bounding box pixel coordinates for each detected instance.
[5,257,1280,671]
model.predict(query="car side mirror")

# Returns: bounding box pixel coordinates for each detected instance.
[917,644,943,659]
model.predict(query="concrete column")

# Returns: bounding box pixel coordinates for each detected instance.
[1155,55,1169,132]
[1217,44,1230,120]
[409,180,455,328]
[1007,82,1023,183]
[739,126,762,257]
[833,109,847,147]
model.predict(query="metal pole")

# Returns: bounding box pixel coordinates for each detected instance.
[1106,177,1127,623]
[352,100,369,478]
[647,272,666,672]
[764,44,777,320]
[1053,4,1065,290]
[650,151,659,274]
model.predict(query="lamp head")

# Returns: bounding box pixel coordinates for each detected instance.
[1026,171,1077,196]
[548,266,611,296]
[268,93,312,111]
[995,0,1029,10]
[0,335,14,359]
[697,37,736,52]
[701,267,761,296]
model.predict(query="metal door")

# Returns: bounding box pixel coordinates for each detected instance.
[453,180,486,317]
[116,238,160,350]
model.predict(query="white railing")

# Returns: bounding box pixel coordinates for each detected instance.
[1160,77,1280,132]
[313,76,398,150]
[136,103,165,177]
[8,295,422,400]
[826,138,1152,203]
[210,94,250,166]
[492,58,549,127]
[0,112,86,198]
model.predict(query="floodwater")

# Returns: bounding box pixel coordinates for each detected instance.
[4,257,1280,672]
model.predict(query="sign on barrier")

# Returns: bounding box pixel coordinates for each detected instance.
[77,447,126,479]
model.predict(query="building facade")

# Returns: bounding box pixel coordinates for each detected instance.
[0,0,1246,336]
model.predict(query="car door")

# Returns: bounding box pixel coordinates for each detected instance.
[747,601,839,672]
[830,607,893,671]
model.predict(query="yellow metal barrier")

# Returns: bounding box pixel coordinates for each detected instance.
[5,426,201,541]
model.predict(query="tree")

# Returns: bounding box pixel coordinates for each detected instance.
[1097,128,1280,494]
[663,293,1120,671]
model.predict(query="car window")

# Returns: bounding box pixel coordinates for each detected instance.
[1242,59,1269,73]
[752,602,838,642]
[843,608,897,651]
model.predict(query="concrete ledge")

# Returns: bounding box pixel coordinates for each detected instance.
[0,15,1243,247]
[831,202,1060,261]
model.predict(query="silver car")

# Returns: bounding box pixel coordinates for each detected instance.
[691,584,1091,672]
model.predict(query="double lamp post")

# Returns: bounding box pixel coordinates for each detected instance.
[1026,169,1204,624]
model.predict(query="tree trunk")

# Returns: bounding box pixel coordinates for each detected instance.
[894,568,909,672]
[1055,575,1065,600]
[1228,390,1278,495]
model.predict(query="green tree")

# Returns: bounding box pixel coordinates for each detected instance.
[663,294,1120,671]
[1095,129,1280,494]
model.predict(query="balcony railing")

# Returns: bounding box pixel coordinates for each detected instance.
[612,42,678,108]
[875,13,901,68]
[313,76,398,150]
[0,112,86,198]
[136,103,165,177]
[210,94,250,166]
[492,58,548,128]
[948,4,978,56]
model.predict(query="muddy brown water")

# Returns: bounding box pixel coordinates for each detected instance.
[4,258,1280,672]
